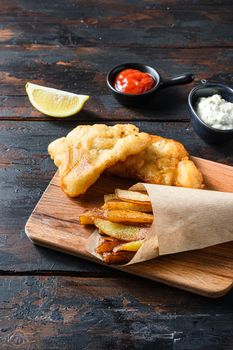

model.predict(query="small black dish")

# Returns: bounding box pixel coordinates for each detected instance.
[188,80,233,144]
[107,63,194,107]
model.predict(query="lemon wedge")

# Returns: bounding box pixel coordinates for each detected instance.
[25,82,89,117]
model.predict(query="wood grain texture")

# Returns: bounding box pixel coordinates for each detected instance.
[26,156,233,297]
[0,0,232,346]
[0,275,232,350]
[0,0,232,122]
[0,0,232,48]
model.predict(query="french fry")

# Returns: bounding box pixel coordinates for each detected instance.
[80,208,153,225]
[129,183,147,193]
[80,187,154,265]
[102,209,153,224]
[104,194,116,202]
[94,219,147,241]
[102,200,152,212]
[115,189,150,204]
[95,236,121,254]
[102,251,135,264]
[113,240,142,253]
[79,211,95,225]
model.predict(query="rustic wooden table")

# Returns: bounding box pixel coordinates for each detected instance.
[1,1,233,349]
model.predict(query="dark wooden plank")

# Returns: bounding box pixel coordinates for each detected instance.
[0,0,231,345]
[0,276,233,349]
[0,46,232,121]
[0,0,232,48]
[0,120,233,273]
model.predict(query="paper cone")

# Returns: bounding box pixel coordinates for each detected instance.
[87,184,233,265]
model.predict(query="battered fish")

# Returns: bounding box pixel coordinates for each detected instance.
[107,135,204,189]
[48,124,150,197]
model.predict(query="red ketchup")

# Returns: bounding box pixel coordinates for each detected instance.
[114,68,156,94]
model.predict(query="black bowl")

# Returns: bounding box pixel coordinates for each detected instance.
[188,81,233,144]
[107,63,160,106]
[107,63,194,107]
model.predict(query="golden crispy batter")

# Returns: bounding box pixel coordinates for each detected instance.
[107,135,204,189]
[48,124,150,197]
[175,159,204,188]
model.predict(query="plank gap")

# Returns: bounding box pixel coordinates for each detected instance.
[1,44,233,50]
[0,117,189,122]
[0,270,123,277]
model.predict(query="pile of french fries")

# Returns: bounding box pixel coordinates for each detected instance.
[79,188,154,264]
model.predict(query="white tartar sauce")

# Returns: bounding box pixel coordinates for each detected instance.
[196,94,233,130]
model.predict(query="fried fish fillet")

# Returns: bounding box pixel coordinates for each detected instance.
[48,124,150,197]
[107,135,204,189]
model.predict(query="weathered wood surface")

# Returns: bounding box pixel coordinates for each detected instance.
[1,0,233,347]
[0,0,233,122]
[0,0,232,48]
[0,46,232,121]
[1,121,233,273]
[0,276,233,349]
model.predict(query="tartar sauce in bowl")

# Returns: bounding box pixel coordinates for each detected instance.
[196,94,233,130]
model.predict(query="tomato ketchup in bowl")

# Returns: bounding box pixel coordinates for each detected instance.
[114,69,156,95]
[107,63,194,106]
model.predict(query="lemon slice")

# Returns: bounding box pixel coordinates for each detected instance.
[25,82,89,117]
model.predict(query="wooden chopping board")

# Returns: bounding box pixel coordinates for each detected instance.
[25,157,233,298]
